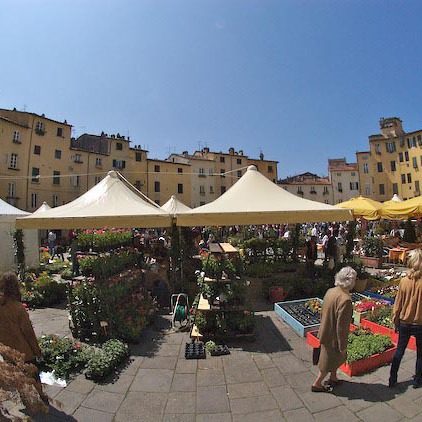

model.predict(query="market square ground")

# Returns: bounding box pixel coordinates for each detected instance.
[10,293,422,422]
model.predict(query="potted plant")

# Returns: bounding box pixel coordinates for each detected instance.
[361,236,384,268]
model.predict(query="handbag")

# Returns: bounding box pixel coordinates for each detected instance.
[312,347,321,365]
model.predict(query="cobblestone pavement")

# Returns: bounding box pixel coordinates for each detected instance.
[19,303,422,421]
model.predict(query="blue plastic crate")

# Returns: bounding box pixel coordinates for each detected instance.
[363,291,395,305]
[274,298,322,337]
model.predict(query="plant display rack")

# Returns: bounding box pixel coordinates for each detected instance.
[191,243,255,341]
[274,298,323,337]
[361,319,417,351]
[306,329,397,376]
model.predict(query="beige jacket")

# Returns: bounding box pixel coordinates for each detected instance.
[393,276,422,328]
[318,286,353,353]
[0,299,42,361]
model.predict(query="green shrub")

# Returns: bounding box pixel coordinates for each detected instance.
[347,329,393,363]
[77,229,132,252]
[362,237,384,258]
[403,219,417,243]
[85,339,129,381]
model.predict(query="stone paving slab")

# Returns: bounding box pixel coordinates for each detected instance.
[72,406,114,422]
[131,368,174,392]
[196,386,230,414]
[165,392,196,414]
[81,389,125,414]
[115,391,168,421]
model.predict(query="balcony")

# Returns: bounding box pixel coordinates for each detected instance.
[12,139,21,144]
[35,128,45,136]
[310,190,317,194]
[200,191,206,196]
[198,173,206,178]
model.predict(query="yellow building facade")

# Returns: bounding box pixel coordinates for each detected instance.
[2,108,279,212]
[356,117,422,201]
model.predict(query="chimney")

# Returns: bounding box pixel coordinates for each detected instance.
[259,151,264,160]
[239,150,243,156]
[229,147,234,155]
[203,147,210,153]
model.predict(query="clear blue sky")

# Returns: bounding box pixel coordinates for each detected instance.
[2,0,422,179]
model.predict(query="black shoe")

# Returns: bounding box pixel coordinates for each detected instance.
[413,379,422,389]
[388,378,397,388]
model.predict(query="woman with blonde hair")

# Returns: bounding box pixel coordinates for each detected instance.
[389,249,422,388]
[311,266,356,392]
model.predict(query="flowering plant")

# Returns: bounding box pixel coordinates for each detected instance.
[354,299,390,313]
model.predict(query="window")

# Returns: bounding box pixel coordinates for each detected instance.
[9,153,18,169]
[351,172,356,176]
[73,153,83,163]
[34,145,41,155]
[237,158,242,165]
[338,182,343,192]
[95,176,102,184]
[209,186,214,194]
[416,181,420,193]
[177,167,183,173]
[413,157,418,169]
[391,161,396,172]
[55,150,62,159]
[8,182,15,197]
[13,131,20,143]
[336,172,341,176]
[237,170,242,178]
[297,187,303,194]
[407,137,417,148]
[386,141,396,153]
[393,183,398,194]
[134,180,141,189]
[350,182,359,190]
[379,184,385,195]
[209,168,214,175]
[35,121,45,135]
[30,193,37,208]
[53,171,60,185]
[377,162,383,172]
[408,173,412,183]
[221,186,226,194]
[71,175,80,187]
[112,159,125,169]
[401,174,406,184]
[32,167,39,182]
[178,183,183,194]
[154,181,160,192]
[310,186,316,194]
[56,127,63,137]
[363,163,369,173]
[95,157,102,167]
[154,165,160,173]
[199,186,205,195]
[323,186,329,194]
[375,144,381,154]
[199,168,205,177]
[116,142,123,151]
[220,169,225,178]
[135,152,142,162]
[53,194,59,207]
[268,165,273,173]
[405,151,409,161]
[365,184,370,196]
[220,157,225,163]
[420,155,422,166]
[399,152,404,163]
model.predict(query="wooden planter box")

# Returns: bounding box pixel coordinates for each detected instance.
[360,256,383,268]
[274,298,322,337]
[361,319,417,351]
[306,330,397,376]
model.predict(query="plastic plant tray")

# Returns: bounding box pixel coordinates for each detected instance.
[363,291,395,305]
[274,298,322,337]
[350,292,370,303]
[306,329,397,376]
[185,342,206,359]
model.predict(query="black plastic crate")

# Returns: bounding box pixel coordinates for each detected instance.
[185,342,206,359]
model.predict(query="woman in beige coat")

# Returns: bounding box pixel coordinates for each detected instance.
[311,266,356,392]
[0,272,42,363]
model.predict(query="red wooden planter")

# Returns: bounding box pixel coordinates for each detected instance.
[361,319,417,351]
[306,329,397,376]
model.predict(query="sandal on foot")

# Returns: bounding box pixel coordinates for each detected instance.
[311,385,332,393]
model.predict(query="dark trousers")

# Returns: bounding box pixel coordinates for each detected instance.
[390,323,422,383]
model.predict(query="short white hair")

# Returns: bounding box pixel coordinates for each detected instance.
[334,266,357,290]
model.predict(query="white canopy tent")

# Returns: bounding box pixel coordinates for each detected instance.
[176,165,353,226]
[33,201,52,214]
[16,171,172,229]
[0,198,38,271]
[161,195,192,217]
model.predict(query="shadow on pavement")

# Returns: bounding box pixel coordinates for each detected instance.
[333,380,414,402]
[29,405,77,421]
